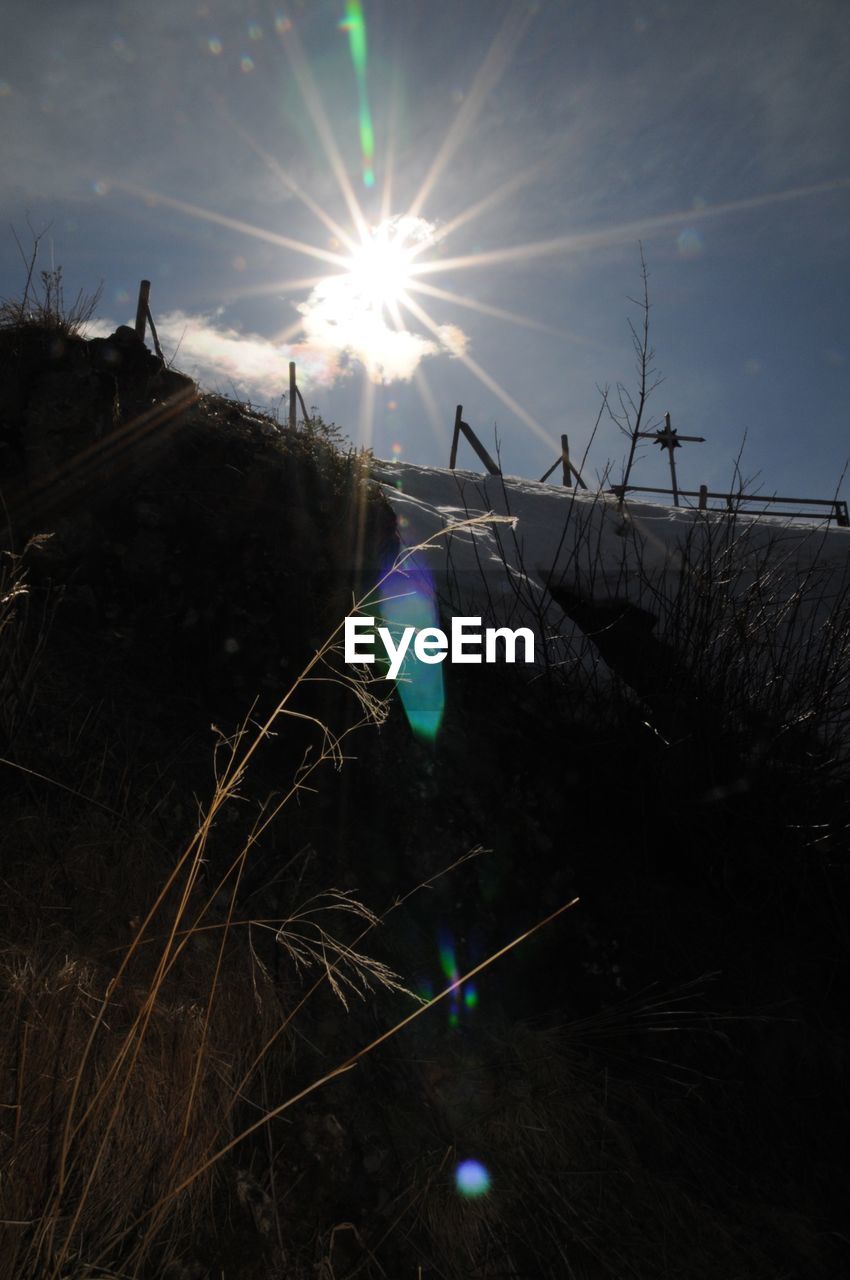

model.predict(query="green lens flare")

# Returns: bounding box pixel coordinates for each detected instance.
[340,1,375,189]
[438,939,458,982]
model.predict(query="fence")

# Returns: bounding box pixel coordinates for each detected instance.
[130,280,850,523]
[133,282,309,430]
[133,279,163,360]
[448,405,501,475]
[608,483,850,527]
[448,410,590,489]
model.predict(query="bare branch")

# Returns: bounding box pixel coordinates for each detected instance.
[616,242,664,496]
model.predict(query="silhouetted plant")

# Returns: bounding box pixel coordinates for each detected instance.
[0,222,102,336]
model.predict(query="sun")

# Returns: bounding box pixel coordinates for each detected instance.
[115,9,578,444]
[342,218,421,312]
[291,214,447,385]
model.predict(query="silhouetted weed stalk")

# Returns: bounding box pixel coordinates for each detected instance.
[3,513,579,1280]
[0,223,102,337]
[0,543,40,745]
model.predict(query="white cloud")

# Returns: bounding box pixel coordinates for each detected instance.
[86,311,344,401]
[84,294,469,401]
[158,311,347,396]
[435,323,468,359]
[297,279,438,383]
[85,210,467,396]
[295,213,470,384]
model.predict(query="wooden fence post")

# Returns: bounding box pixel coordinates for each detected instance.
[539,435,587,488]
[698,484,708,510]
[449,405,462,469]
[134,280,151,341]
[458,420,501,476]
[296,385,310,425]
[289,361,297,430]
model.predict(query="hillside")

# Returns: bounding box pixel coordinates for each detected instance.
[2,321,849,1280]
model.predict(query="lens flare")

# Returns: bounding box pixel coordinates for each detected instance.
[438,930,459,984]
[339,1,375,188]
[676,227,704,259]
[378,552,444,741]
[417,976,435,1001]
[438,929,479,1025]
[455,1159,491,1198]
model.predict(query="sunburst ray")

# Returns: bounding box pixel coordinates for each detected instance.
[412,366,451,451]
[216,275,333,306]
[407,162,546,260]
[108,180,351,271]
[276,17,370,242]
[357,364,376,450]
[410,176,850,277]
[270,315,308,346]
[210,98,360,254]
[399,291,559,453]
[407,278,574,339]
[406,3,535,220]
[379,70,403,229]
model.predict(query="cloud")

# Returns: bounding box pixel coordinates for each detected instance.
[296,244,470,384]
[435,323,468,359]
[300,287,469,383]
[85,297,468,402]
[84,212,468,396]
[86,311,344,402]
[296,279,435,383]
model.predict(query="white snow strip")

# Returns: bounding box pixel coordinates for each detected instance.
[370,458,850,688]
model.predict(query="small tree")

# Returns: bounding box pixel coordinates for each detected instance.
[609,243,663,496]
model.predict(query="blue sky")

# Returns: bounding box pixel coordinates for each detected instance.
[1,0,848,501]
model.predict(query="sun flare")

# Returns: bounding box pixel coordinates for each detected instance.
[346,234,411,310]
[284,213,461,385]
[101,1,849,461]
[295,217,445,385]
[342,216,432,312]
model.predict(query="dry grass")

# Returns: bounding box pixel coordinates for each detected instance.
[2,297,846,1277]
[0,938,273,1278]
[0,226,102,338]
[4,477,847,1274]
[1,515,532,1280]
[0,539,56,748]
